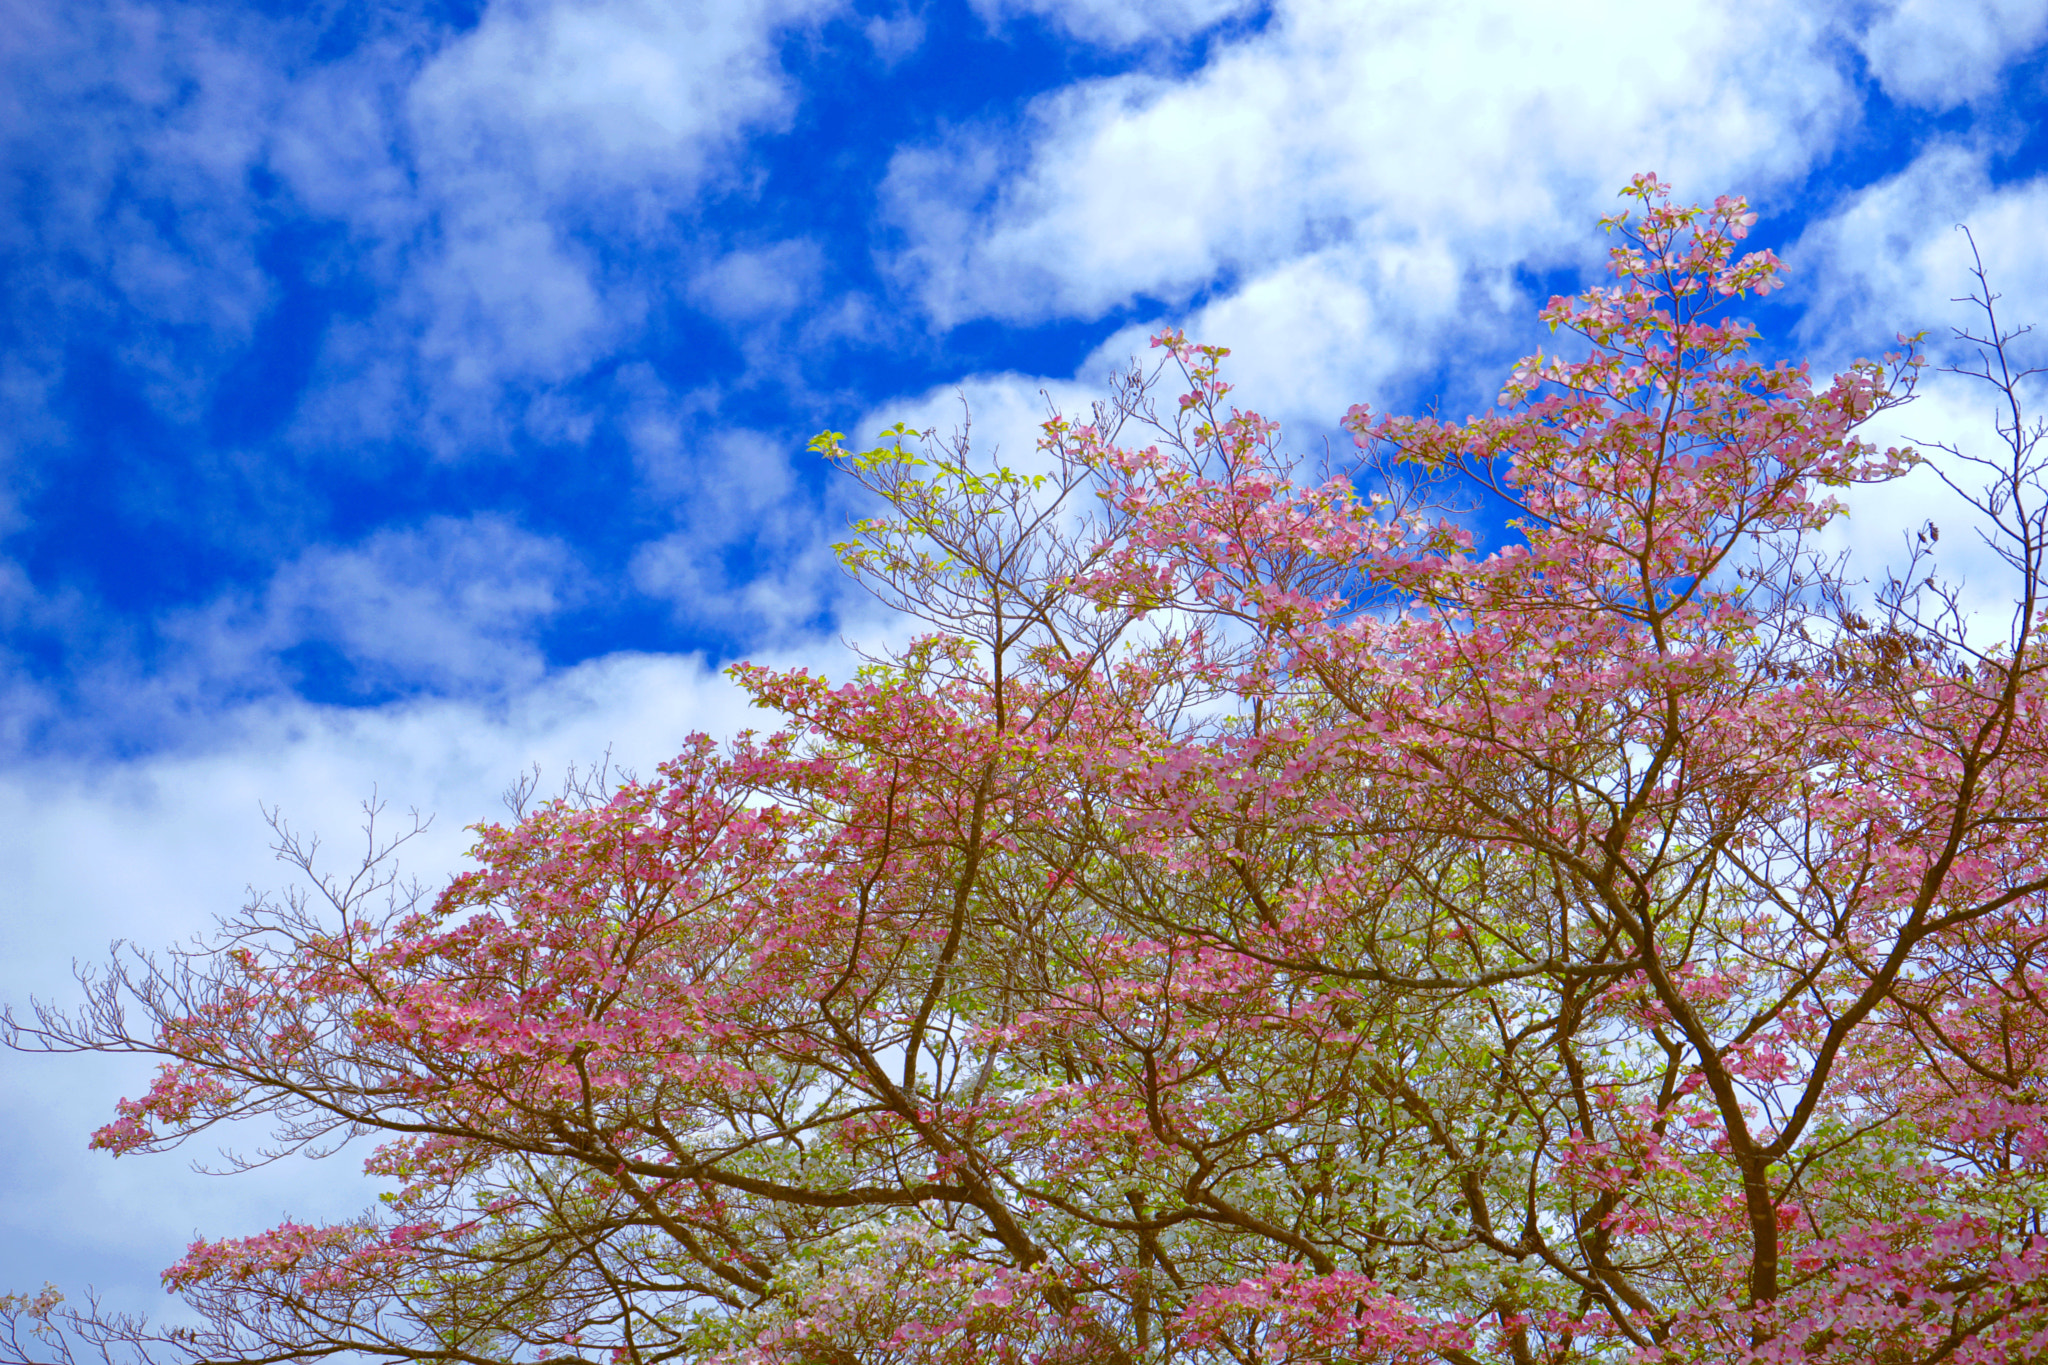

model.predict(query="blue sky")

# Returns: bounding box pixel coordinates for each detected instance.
[3,0,2047,1321]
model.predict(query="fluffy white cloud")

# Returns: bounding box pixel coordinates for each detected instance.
[873,0,2048,482]
[849,365,1111,482]
[1789,142,2048,366]
[1785,142,2048,639]
[623,411,857,640]
[1,0,845,462]
[689,238,828,324]
[1069,234,1517,433]
[970,0,1261,48]
[0,513,588,756]
[630,528,847,639]
[1858,0,2048,106]
[283,0,843,453]
[883,0,1859,339]
[157,513,587,699]
[863,5,926,64]
[408,0,827,205]
[0,0,285,441]
[1814,381,2045,646]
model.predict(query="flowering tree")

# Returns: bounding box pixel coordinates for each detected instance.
[7,177,2048,1365]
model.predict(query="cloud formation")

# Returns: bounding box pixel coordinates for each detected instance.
[968,0,1261,48]
[175,513,588,695]
[883,0,1855,331]
[1859,0,2048,107]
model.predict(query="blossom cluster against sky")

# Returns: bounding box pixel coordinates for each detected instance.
[2,0,2046,1319]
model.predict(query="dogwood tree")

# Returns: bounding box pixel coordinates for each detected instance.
[7,177,2048,1365]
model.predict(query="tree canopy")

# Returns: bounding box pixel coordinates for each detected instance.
[8,177,2048,1365]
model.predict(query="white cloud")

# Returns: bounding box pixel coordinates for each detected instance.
[0,1,286,428]
[337,0,841,440]
[689,238,827,324]
[1789,143,2048,366]
[874,0,2048,475]
[264,38,423,234]
[1858,0,2048,107]
[1780,141,2048,643]
[275,0,842,454]
[407,0,826,207]
[864,5,926,65]
[412,217,619,386]
[971,0,1261,48]
[851,367,1107,480]
[2,0,846,461]
[156,514,587,701]
[1069,235,1514,433]
[1814,375,2048,649]
[626,424,853,640]
[629,529,845,638]
[883,0,1858,338]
